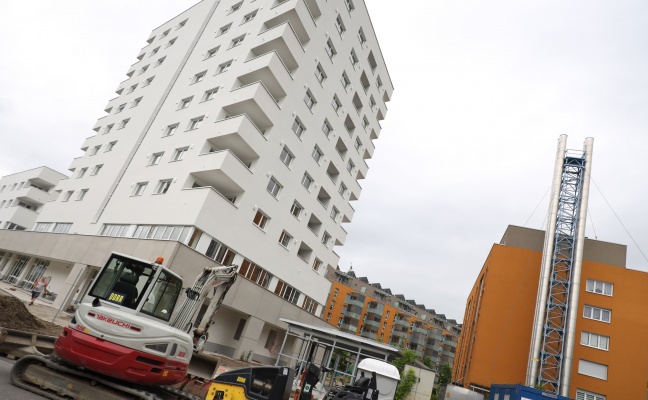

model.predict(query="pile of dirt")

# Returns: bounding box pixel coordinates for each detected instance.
[0,295,64,337]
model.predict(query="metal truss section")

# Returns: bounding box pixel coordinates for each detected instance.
[538,154,585,393]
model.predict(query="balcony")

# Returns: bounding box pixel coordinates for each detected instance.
[393,318,409,328]
[190,150,252,200]
[364,318,381,329]
[442,350,455,358]
[391,330,406,339]
[346,297,364,308]
[342,310,361,321]
[409,334,426,346]
[251,23,304,71]
[266,0,317,45]
[412,325,428,335]
[206,115,265,166]
[16,187,50,206]
[360,328,377,340]
[239,52,292,105]
[223,82,280,132]
[339,322,357,333]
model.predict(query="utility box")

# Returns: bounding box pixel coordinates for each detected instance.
[439,384,484,400]
[489,384,573,400]
[355,359,400,400]
[403,364,435,400]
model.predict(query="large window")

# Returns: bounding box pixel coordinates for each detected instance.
[577,359,608,381]
[238,259,272,289]
[585,279,613,296]
[275,280,300,304]
[581,331,609,351]
[583,305,611,323]
[576,389,605,400]
[205,239,236,266]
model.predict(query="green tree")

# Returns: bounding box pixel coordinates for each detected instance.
[394,368,417,400]
[422,356,434,369]
[392,350,418,375]
[437,363,452,386]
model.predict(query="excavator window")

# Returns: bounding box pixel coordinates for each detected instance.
[141,270,182,322]
[88,254,156,310]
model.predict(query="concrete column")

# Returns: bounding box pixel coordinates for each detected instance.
[53,263,87,310]
[233,316,265,361]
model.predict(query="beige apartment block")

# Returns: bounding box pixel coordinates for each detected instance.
[0,0,393,362]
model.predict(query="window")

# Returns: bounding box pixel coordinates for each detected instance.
[219,23,232,35]
[253,210,269,230]
[139,65,149,75]
[303,90,317,110]
[131,97,142,108]
[239,259,272,288]
[350,49,359,66]
[290,201,302,219]
[339,182,347,197]
[53,223,72,233]
[242,10,257,23]
[362,116,370,129]
[164,124,179,137]
[155,179,172,194]
[118,119,129,129]
[335,15,346,34]
[583,305,611,323]
[193,71,206,83]
[172,147,188,161]
[322,119,333,137]
[127,84,138,94]
[345,0,355,11]
[133,182,147,196]
[279,146,294,167]
[179,97,193,109]
[204,87,219,101]
[312,258,322,272]
[347,159,355,173]
[368,51,378,72]
[326,39,337,60]
[358,27,367,44]
[233,319,246,341]
[586,279,613,296]
[312,146,323,163]
[155,56,166,67]
[165,38,176,48]
[91,164,103,176]
[218,60,233,73]
[275,280,300,304]
[355,137,362,151]
[331,207,339,221]
[278,231,292,248]
[578,359,608,381]
[143,76,155,86]
[315,63,327,84]
[337,317,343,327]
[332,95,342,113]
[177,19,187,29]
[301,173,313,190]
[77,167,88,178]
[376,75,383,89]
[369,95,377,110]
[116,103,126,113]
[90,145,101,156]
[322,232,331,246]
[104,124,114,134]
[77,189,88,201]
[230,1,242,12]
[188,116,204,130]
[341,71,351,90]
[581,331,609,351]
[267,177,282,197]
[302,296,317,314]
[206,46,220,59]
[292,117,305,138]
[576,389,605,400]
[105,141,116,152]
[149,152,163,165]
[62,191,73,202]
[230,35,245,48]
[160,29,170,39]
[149,47,159,58]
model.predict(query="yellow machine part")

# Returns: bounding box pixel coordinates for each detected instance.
[205,382,248,400]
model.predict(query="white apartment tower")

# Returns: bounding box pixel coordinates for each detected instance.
[2,0,392,360]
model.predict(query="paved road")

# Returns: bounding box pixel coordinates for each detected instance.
[0,357,46,399]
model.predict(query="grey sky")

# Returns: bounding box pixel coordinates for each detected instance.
[2,1,648,322]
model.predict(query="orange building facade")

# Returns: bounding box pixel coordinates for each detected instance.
[323,266,461,368]
[453,225,648,399]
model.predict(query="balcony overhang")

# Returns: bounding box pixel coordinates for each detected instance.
[239,52,292,102]
[251,23,304,71]
[223,82,278,131]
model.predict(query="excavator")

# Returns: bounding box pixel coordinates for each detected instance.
[10,252,294,400]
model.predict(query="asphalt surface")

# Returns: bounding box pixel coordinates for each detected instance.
[0,357,47,399]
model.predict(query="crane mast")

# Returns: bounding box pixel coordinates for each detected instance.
[527,136,593,396]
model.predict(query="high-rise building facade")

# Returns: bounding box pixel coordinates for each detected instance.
[323,266,461,368]
[0,0,392,361]
[453,225,648,399]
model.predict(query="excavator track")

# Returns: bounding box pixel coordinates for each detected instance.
[10,354,201,400]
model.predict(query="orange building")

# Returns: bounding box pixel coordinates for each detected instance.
[454,225,648,399]
[323,266,461,368]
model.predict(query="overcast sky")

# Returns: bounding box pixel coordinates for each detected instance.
[2,1,648,323]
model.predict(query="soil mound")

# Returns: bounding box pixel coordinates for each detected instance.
[0,295,62,336]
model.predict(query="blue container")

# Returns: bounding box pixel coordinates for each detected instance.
[489,384,573,400]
